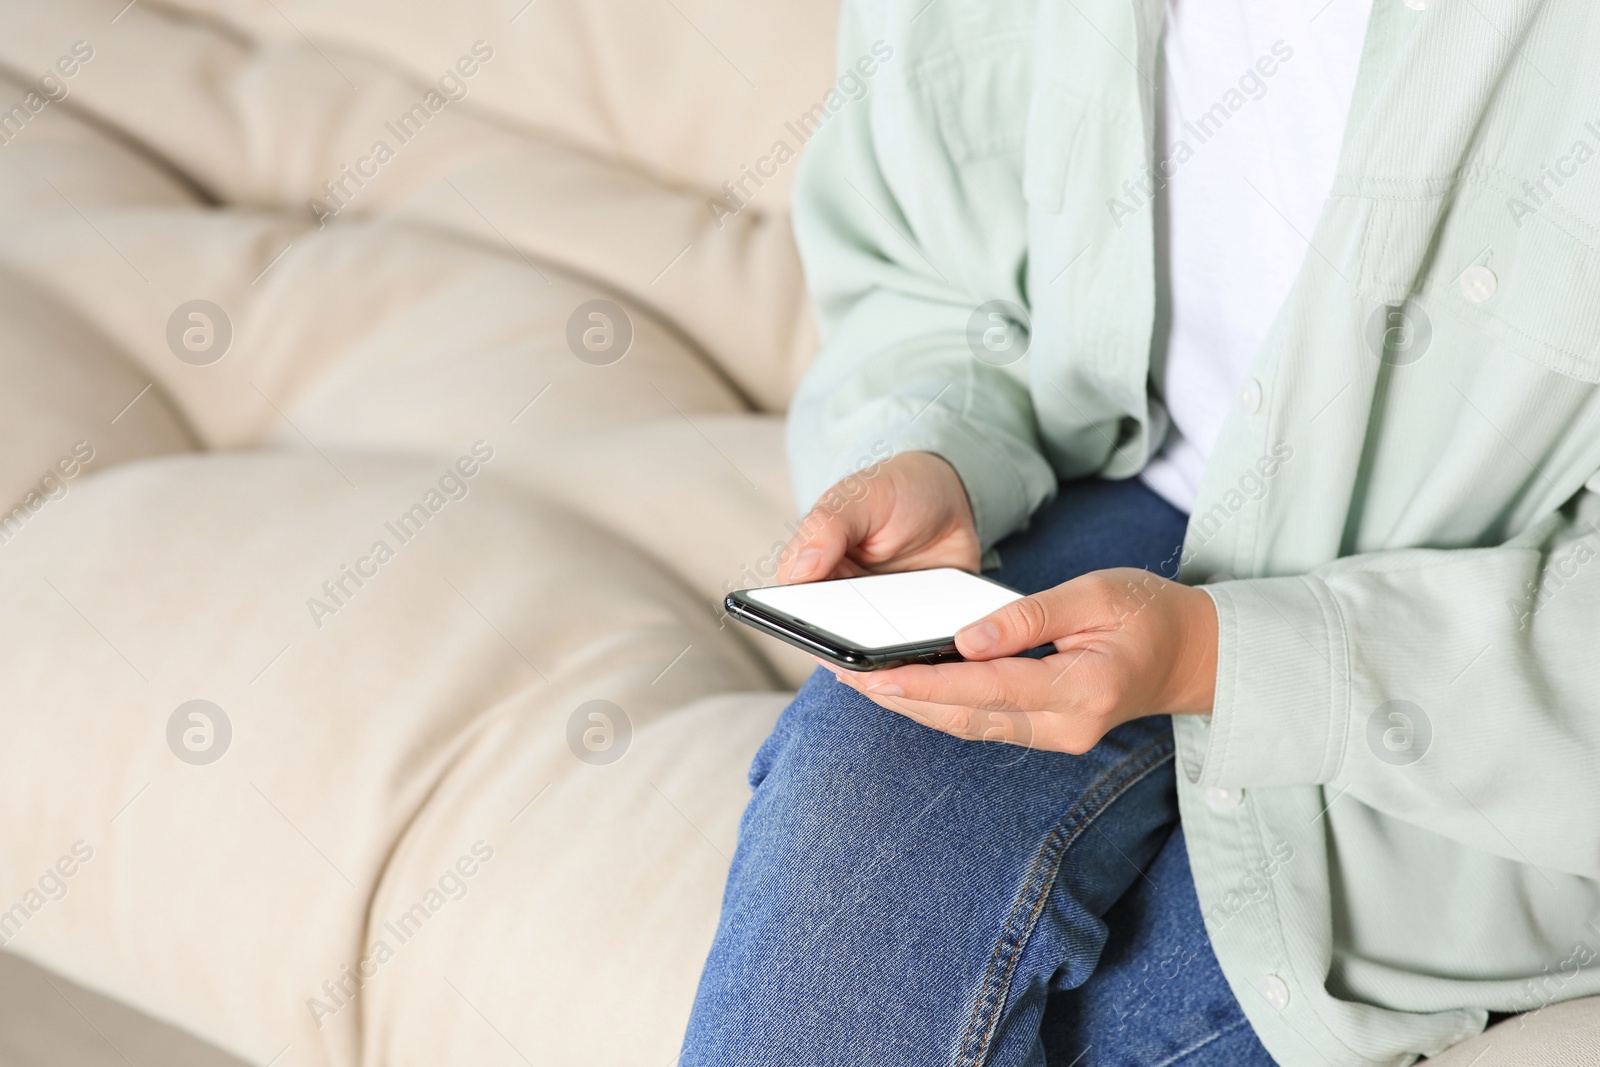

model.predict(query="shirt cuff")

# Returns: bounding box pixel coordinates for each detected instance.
[1185,575,1352,787]
[820,404,1056,554]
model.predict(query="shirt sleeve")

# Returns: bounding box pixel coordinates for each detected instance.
[1187,473,1600,878]
[784,0,1062,552]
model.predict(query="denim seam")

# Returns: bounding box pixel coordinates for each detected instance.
[954,735,1178,1067]
[1149,1015,1255,1067]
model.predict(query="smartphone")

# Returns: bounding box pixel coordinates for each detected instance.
[725,567,1024,671]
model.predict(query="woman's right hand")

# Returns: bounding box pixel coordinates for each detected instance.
[777,451,982,583]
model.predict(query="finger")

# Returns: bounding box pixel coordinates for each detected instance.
[822,555,871,581]
[833,680,1040,747]
[887,695,1039,746]
[875,694,991,740]
[831,666,1085,750]
[954,575,1113,659]
[853,659,1064,713]
[777,500,869,584]
[826,669,983,736]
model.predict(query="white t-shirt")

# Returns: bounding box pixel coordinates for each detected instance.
[1139,0,1371,513]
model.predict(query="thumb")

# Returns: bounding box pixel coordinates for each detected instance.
[954,578,1103,659]
[777,499,868,583]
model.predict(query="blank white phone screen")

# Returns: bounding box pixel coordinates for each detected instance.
[744,568,1023,650]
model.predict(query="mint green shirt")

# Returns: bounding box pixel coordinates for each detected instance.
[786,0,1600,1063]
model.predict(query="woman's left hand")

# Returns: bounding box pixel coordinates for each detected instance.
[822,568,1218,754]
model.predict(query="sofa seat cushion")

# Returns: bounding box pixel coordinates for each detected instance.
[0,450,780,1066]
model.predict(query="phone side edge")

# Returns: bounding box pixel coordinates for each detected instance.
[724,591,874,669]
[725,591,967,672]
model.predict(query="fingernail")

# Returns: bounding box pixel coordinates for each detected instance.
[790,549,820,581]
[867,682,902,696]
[959,621,999,653]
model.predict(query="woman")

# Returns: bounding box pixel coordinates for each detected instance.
[682,0,1600,1063]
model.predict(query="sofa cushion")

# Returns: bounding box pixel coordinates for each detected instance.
[0,0,822,410]
[1423,997,1600,1064]
[0,450,778,1066]
[0,268,195,512]
[143,0,841,213]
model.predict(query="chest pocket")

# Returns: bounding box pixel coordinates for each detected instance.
[1422,176,1600,383]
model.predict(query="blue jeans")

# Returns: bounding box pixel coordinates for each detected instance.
[682,478,1278,1067]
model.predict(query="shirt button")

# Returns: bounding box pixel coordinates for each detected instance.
[1237,378,1262,414]
[1205,786,1244,812]
[1257,974,1291,1011]
[1458,264,1498,303]
[1402,0,1427,10]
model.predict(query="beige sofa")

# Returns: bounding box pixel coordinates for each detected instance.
[0,2,1592,1065]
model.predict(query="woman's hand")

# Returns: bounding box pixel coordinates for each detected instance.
[822,568,1219,754]
[778,451,981,583]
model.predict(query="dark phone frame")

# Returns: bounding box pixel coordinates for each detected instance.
[724,571,1021,671]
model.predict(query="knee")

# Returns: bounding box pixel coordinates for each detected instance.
[737,667,993,878]
[747,666,892,792]
[748,665,973,792]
